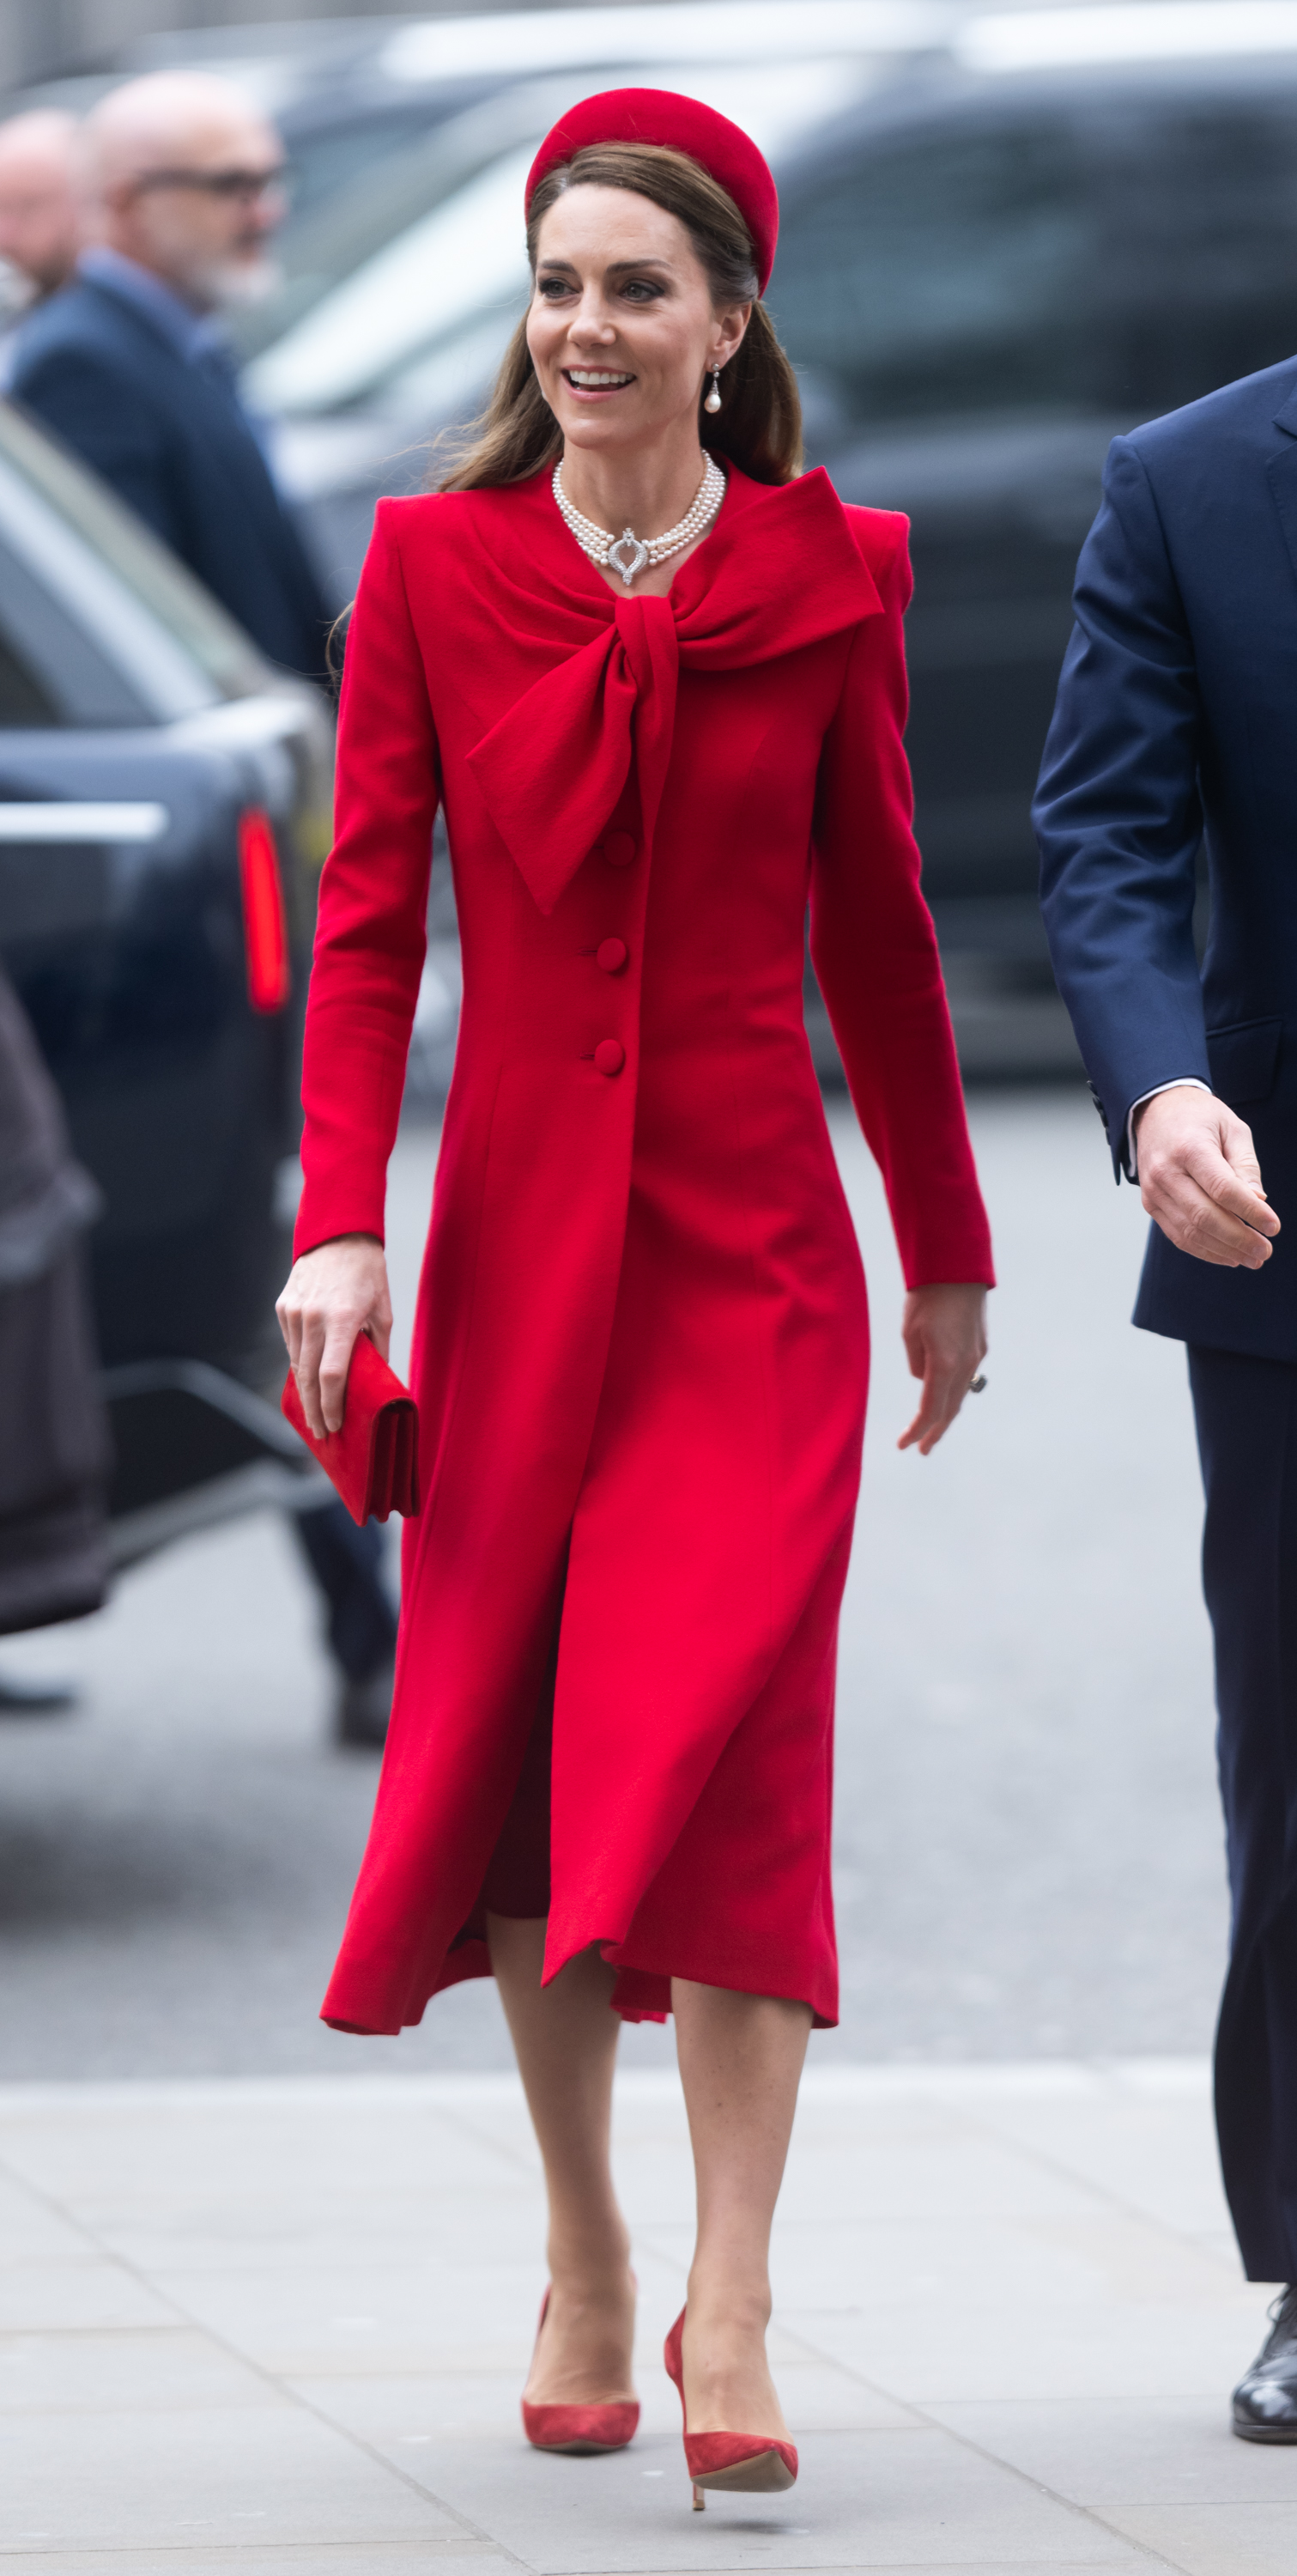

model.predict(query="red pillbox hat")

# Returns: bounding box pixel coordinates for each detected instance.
[525,87,779,294]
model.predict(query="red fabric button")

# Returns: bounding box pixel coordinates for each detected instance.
[593,1039,625,1078]
[596,938,627,974]
[603,829,636,868]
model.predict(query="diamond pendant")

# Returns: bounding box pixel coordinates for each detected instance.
[607,528,650,586]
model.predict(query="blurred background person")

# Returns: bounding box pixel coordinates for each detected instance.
[9,70,330,684]
[0,109,80,337]
[8,69,397,1748]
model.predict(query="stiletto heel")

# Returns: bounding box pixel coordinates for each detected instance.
[521,2287,639,2455]
[664,2306,797,2502]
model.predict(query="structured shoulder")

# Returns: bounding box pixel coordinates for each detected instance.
[835,501,911,617]
[375,481,539,560]
[839,501,910,575]
[375,488,482,527]
[1128,354,1297,470]
[9,284,128,381]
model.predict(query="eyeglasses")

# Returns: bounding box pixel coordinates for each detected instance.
[133,167,290,206]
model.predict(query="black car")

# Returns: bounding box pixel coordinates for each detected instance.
[0,399,332,1564]
[770,48,1297,1065]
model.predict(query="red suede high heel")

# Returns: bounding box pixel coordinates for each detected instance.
[664,2306,798,2511]
[520,2287,640,2456]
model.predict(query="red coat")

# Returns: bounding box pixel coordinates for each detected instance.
[295,462,993,2035]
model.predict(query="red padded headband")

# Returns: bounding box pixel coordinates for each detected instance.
[525,87,779,295]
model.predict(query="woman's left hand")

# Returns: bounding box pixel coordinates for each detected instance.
[897,1283,988,1456]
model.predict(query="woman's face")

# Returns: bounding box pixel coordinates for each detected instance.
[527,183,749,457]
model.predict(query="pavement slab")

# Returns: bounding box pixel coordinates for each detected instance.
[0,2063,1290,2573]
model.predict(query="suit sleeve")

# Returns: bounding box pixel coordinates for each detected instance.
[13,346,183,554]
[809,520,993,1291]
[294,502,439,1255]
[1034,435,1209,1180]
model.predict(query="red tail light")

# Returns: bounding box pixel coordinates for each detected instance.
[238,808,289,1013]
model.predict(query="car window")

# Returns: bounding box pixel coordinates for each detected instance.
[773,110,1095,427]
[283,100,476,227]
[771,86,1297,433]
[0,403,269,713]
[0,625,57,726]
[0,532,147,726]
[233,88,520,366]
[1094,90,1297,409]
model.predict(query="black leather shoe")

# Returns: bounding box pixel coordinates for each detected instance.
[1233,2287,1297,2440]
[335,1658,394,1752]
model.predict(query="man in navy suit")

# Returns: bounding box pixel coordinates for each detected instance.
[9,73,396,1746]
[1036,356,1297,2437]
[9,71,328,684]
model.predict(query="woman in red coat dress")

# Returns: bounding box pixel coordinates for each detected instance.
[279,88,993,2506]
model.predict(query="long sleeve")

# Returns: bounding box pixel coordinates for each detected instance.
[294,502,439,1255]
[809,519,993,1289]
[1034,436,1209,1181]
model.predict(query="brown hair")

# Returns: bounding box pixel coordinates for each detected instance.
[434,140,802,492]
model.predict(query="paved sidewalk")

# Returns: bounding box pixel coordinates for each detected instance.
[1,2062,1294,2573]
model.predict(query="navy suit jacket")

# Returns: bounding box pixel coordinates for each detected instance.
[1035,355,1297,1363]
[9,274,330,687]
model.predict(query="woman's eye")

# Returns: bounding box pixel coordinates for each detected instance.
[537,277,573,299]
[621,280,662,301]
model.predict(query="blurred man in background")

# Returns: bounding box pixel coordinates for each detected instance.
[0,110,80,314]
[10,71,330,684]
[8,72,397,1747]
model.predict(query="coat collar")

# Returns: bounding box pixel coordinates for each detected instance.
[465,464,880,913]
[76,249,232,372]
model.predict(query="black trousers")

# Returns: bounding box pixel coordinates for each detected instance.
[293,1498,397,1684]
[1190,1345,1297,2283]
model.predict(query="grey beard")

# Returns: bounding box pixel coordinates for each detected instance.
[193,252,281,311]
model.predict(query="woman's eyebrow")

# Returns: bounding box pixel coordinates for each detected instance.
[536,256,675,278]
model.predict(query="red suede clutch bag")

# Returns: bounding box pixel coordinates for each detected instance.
[281,1330,421,1525]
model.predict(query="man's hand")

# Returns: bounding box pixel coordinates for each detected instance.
[1133,1087,1280,1270]
[276,1234,392,1438]
[898,1282,988,1456]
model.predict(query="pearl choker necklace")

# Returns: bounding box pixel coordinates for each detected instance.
[552,455,726,586]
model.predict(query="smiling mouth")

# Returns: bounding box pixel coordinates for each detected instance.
[563,368,634,389]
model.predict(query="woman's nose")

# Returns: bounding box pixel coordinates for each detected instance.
[569,307,616,344]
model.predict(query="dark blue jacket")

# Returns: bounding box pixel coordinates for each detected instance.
[1035,355,1297,1363]
[9,272,331,687]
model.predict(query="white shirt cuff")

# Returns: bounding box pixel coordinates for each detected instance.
[1126,1078,1210,1180]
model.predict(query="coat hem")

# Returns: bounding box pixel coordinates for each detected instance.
[322,1930,838,2035]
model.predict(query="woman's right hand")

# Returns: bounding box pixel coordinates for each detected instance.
[276,1234,393,1439]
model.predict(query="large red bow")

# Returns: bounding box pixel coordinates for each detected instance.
[467,469,881,916]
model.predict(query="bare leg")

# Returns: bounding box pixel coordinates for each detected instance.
[673,1979,812,2438]
[487,1913,636,2405]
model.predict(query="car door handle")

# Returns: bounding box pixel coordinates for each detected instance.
[0,802,169,841]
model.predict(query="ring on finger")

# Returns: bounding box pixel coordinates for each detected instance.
[969,1374,987,1394]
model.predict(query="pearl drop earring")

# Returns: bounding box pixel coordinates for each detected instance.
[704,364,723,415]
